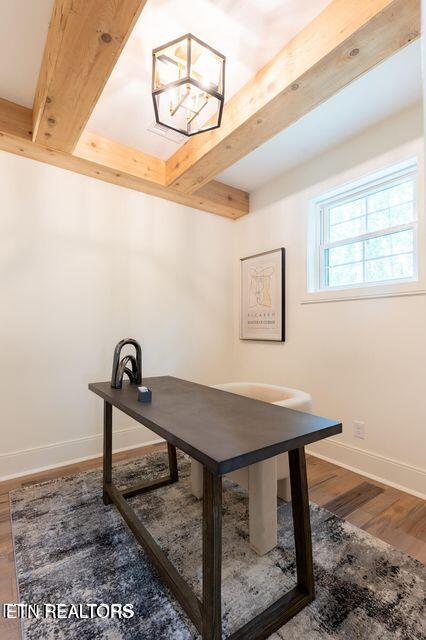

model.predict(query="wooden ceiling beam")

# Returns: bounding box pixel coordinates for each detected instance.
[0,99,248,219]
[166,0,420,194]
[74,133,249,218]
[32,0,147,152]
[0,98,32,140]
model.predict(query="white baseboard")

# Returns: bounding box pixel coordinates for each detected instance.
[3,429,424,500]
[0,427,164,481]
[307,438,426,500]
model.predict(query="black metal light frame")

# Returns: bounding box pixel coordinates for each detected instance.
[152,33,225,137]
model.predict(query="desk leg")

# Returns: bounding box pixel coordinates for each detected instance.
[103,401,112,505]
[203,468,222,640]
[167,443,179,482]
[288,447,315,597]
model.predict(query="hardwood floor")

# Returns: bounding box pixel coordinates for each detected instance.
[0,446,424,640]
[307,456,425,562]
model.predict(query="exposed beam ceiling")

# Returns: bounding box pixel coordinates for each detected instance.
[0,98,249,219]
[0,0,419,219]
[32,0,147,152]
[166,0,420,194]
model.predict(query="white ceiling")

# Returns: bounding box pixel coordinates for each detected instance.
[87,0,331,158]
[218,40,423,191]
[0,0,53,107]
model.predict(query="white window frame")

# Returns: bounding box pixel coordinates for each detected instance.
[309,159,419,294]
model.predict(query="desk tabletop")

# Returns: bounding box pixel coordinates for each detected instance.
[89,376,342,475]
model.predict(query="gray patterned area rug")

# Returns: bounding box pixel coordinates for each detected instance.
[10,451,425,640]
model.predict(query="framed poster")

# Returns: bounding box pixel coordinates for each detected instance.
[240,248,285,341]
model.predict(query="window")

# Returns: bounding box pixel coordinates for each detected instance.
[310,160,418,292]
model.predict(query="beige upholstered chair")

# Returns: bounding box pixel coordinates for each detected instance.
[191,383,312,555]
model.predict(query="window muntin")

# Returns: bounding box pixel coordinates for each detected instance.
[316,165,417,291]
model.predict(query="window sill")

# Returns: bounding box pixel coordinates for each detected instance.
[301,288,426,304]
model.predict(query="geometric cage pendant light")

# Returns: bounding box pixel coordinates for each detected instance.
[152,34,225,137]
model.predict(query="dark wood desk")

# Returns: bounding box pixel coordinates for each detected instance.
[89,376,342,640]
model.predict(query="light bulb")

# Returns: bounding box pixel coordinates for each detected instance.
[192,51,220,90]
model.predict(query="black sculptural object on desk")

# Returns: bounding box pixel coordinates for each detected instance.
[111,338,142,389]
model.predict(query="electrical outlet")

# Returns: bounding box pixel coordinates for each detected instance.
[353,420,365,439]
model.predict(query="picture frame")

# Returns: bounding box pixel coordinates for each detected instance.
[240,248,285,341]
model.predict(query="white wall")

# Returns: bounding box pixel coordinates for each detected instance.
[0,153,234,478]
[233,104,426,497]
